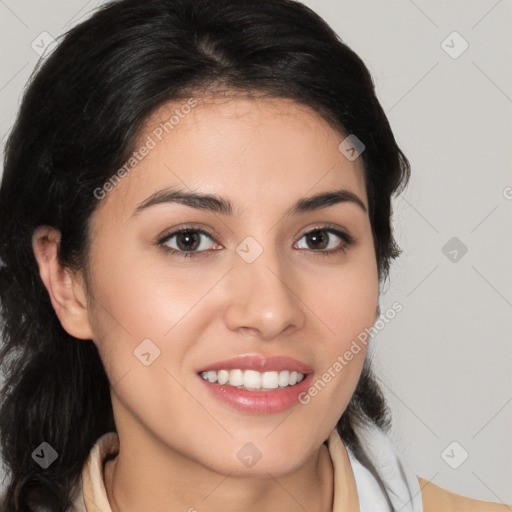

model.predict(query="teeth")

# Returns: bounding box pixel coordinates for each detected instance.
[229,369,244,386]
[200,369,306,390]
[217,369,229,385]
[262,371,279,389]
[244,370,261,390]
[278,370,290,387]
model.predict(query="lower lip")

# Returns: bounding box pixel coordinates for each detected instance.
[198,373,314,414]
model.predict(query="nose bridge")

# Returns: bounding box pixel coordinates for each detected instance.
[223,235,305,339]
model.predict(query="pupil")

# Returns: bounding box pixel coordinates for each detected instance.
[308,230,327,249]
[178,231,199,251]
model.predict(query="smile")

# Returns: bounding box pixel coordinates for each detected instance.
[199,369,305,391]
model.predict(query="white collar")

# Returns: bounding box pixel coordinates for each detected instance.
[346,421,423,512]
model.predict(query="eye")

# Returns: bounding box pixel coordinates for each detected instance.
[157,224,354,259]
[294,225,354,256]
[158,227,218,259]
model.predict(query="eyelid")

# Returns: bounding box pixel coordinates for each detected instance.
[157,223,221,243]
[301,222,354,243]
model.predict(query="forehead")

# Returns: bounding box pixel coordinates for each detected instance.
[92,95,367,225]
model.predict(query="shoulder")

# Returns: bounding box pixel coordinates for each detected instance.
[419,476,512,512]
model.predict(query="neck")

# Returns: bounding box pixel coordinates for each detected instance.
[105,440,334,512]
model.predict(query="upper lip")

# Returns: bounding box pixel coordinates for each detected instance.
[197,354,313,374]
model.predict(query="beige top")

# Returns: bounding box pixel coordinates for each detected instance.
[73,430,511,512]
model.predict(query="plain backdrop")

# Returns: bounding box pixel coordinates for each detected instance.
[1,0,511,505]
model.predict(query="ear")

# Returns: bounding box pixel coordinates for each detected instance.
[32,225,94,340]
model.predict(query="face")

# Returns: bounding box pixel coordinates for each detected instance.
[81,95,379,477]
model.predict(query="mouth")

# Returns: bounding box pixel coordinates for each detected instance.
[199,368,306,392]
[196,354,314,414]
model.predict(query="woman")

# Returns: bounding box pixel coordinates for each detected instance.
[0,0,509,511]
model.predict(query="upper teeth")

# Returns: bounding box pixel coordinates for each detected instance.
[200,369,305,390]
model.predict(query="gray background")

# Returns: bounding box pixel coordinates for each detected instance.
[1,0,511,505]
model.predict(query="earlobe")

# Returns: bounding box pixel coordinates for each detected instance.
[32,225,94,340]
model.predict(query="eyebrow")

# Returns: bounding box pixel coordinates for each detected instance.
[131,186,367,218]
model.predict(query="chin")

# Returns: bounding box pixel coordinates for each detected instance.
[220,456,309,479]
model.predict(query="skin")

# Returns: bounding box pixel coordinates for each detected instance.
[32,93,379,512]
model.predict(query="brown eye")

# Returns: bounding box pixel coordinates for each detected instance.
[294,226,354,256]
[304,230,330,250]
[159,228,217,258]
[174,230,202,251]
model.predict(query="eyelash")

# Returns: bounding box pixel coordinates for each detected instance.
[157,223,355,260]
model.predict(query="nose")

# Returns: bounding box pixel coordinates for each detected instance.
[222,244,307,341]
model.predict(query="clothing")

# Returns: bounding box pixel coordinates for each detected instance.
[71,424,511,512]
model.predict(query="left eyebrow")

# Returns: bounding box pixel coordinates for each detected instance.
[131,186,367,218]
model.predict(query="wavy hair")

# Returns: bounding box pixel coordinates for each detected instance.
[0,0,410,509]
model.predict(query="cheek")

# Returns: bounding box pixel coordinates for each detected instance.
[87,230,186,336]
[85,253,205,435]
[297,252,378,414]
[305,255,379,344]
